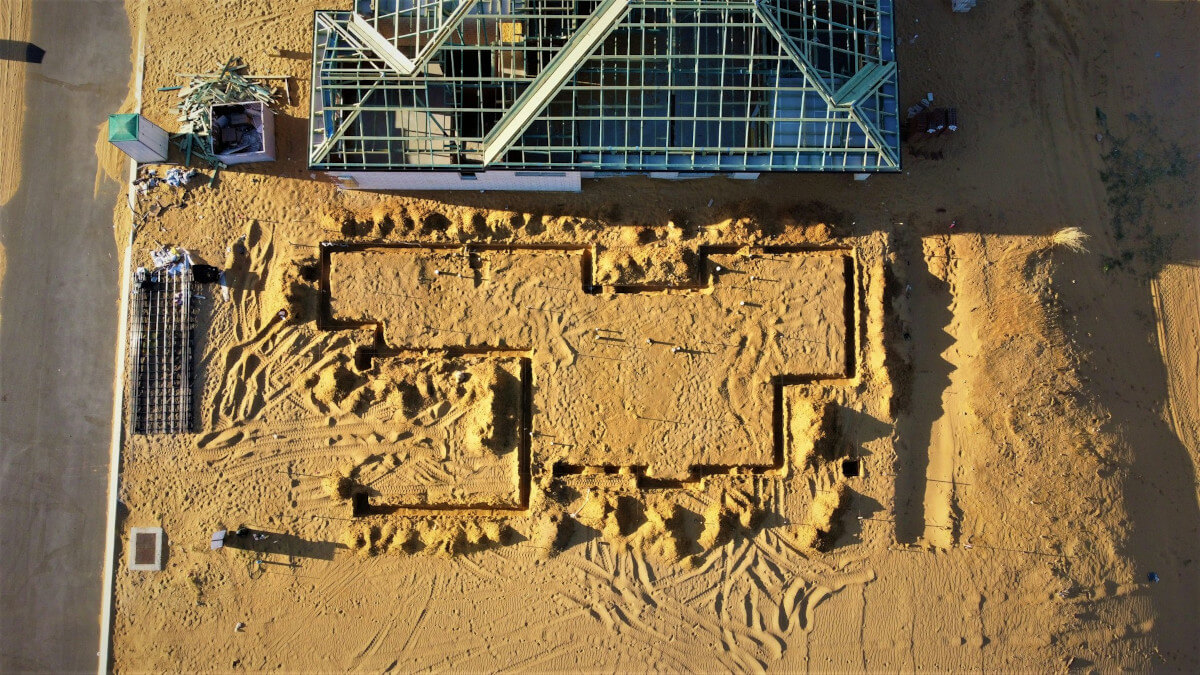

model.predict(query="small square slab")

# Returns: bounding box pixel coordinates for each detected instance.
[128,527,164,571]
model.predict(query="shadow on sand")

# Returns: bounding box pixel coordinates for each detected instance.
[0,39,45,64]
[219,529,344,561]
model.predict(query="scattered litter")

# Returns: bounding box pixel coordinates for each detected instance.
[150,246,182,269]
[134,169,162,195]
[165,167,198,187]
[908,106,958,136]
[148,244,196,277]
[906,92,934,119]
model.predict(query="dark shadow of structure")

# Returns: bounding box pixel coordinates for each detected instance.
[219,529,344,561]
[0,40,45,63]
[890,235,955,545]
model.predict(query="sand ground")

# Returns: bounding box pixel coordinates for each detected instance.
[106,0,1199,672]
[0,0,131,671]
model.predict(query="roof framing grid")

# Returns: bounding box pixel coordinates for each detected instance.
[308,0,899,173]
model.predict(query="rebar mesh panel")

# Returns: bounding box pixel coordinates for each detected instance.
[128,268,196,435]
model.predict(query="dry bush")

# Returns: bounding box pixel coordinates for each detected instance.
[1049,227,1090,253]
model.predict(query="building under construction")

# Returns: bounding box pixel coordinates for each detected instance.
[310,0,899,191]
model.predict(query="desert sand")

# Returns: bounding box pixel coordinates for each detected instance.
[107,0,1198,672]
[0,0,31,292]
[0,0,31,209]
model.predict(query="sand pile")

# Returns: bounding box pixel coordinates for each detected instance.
[462,362,521,456]
[322,469,353,502]
[697,488,768,550]
[343,517,511,558]
[791,482,850,552]
[788,398,835,471]
[309,360,362,413]
[594,226,697,285]
[550,487,768,564]
[260,255,320,324]
[0,0,31,206]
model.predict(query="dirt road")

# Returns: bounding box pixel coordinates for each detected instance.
[0,1,130,671]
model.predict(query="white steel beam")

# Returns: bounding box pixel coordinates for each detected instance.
[347,13,417,75]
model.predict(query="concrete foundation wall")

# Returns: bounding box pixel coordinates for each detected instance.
[329,170,582,192]
[328,170,766,192]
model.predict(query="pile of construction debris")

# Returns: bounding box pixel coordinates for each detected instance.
[905,93,959,139]
[160,57,285,173]
[211,105,264,156]
[134,167,198,195]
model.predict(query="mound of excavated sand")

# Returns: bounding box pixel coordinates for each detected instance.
[343,517,511,558]
[789,398,834,472]
[792,481,849,552]
[311,361,361,411]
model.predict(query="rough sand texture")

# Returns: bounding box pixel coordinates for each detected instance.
[330,246,848,478]
[0,0,31,207]
[1153,264,1200,504]
[337,354,526,508]
[108,0,1200,671]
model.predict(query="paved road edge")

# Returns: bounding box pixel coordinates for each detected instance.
[98,2,146,671]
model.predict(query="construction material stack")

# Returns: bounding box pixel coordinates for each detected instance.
[166,57,283,170]
[128,248,198,435]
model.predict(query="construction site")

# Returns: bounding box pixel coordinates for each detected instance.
[1,0,1192,671]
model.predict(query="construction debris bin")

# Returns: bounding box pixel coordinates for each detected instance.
[108,113,169,163]
[210,101,275,165]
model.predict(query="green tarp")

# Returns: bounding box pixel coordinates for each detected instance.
[107,113,140,142]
